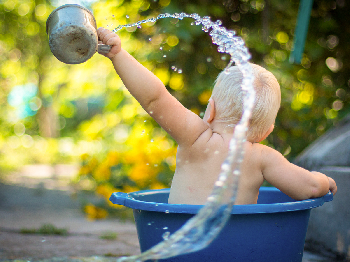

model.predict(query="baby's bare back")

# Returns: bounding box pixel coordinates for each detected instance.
[168,130,265,205]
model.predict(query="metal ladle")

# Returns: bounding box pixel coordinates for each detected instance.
[46,4,111,64]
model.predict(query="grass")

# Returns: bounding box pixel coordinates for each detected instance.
[20,223,69,236]
[99,232,118,240]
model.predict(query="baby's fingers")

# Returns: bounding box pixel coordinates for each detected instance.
[97,27,121,58]
[328,177,337,195]
[97,28,113,43]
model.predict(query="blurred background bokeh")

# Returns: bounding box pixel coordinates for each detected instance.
[0,0,349,219]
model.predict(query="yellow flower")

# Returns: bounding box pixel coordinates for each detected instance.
[80,153,90,162]
[128,164,149,183]
[169,73,184,90]
[84,204,108,220]
[96,184,116,199]
[87,157,99,171]
[198,90,212,105]
[79,165,90,176]
[93,163,111,182]
[124,148,147,165]
[128,163,158,187]
[106,151,119,166]
[122,185,140,193]
[150,182,166,190]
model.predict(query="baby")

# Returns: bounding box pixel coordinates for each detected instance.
[97,28,337,205]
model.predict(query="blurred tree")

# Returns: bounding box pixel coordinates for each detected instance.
[0,0,119,167]
[1,0,349,215]
[0,0,59,138]
[2,0,348,162]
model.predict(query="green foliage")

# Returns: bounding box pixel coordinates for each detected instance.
[99,231,118,240]
[1,0,349,218]
[20,223,69,236]
[94,0,350,160]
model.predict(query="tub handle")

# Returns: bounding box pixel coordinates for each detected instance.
[109,192,128,206]
[98,44,112,53]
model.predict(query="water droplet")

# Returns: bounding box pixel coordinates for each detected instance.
[163,55,167,58]
[141,130,145,135]
[207,57,212,62]
[154,164,158,167]
[165,210,170,213]
[222,163,230,171]
[126,15,129,18]
[144,120,147,122]
[150,139,154,142]
[177,69,182,73]
[159,47,163,50]
[41,237,46,242]
[146,163,149,165]
[215,180,224,187]
[149,38,152,41]
[163,227,168,230]
[147,222,152,226]
[207,196,215,202]
[162,231,170,240]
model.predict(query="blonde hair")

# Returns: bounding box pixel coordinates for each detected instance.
[211,63,281,142]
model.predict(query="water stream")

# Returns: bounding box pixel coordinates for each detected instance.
[114,13,255,261]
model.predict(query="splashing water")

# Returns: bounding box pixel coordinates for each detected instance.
[115,12,255,262]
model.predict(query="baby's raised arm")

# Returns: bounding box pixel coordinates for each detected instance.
[260,145,337,200]
[97,28,208,146]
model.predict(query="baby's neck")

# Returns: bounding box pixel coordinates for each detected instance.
[209,120,256,144]
[209,121,235,137]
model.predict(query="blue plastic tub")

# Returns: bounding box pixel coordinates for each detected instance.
[110,187,333,262]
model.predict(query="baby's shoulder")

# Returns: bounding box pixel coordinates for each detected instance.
[245,143,275,162]
[250,143,275,153]
[248,143,285,167]
[246,142,263,153]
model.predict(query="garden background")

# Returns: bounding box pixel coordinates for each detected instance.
[0,0,349,219]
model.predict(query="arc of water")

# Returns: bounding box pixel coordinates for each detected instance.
[115,13,255,262]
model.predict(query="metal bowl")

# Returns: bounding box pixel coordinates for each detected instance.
[46,4,99,64]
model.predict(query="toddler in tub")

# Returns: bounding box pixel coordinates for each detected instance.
[97,28,337,205]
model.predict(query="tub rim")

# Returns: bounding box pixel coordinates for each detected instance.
[109,187,333,215]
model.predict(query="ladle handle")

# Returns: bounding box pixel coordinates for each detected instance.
[98,44,112,53]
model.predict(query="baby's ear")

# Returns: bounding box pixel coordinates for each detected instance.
[207,98,216,123]
[257,124,274,142]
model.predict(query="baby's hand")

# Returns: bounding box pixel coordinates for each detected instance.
[97,27,121,59]
[328,176,337,195]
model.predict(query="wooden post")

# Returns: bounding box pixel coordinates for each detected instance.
[289,0,314,64]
